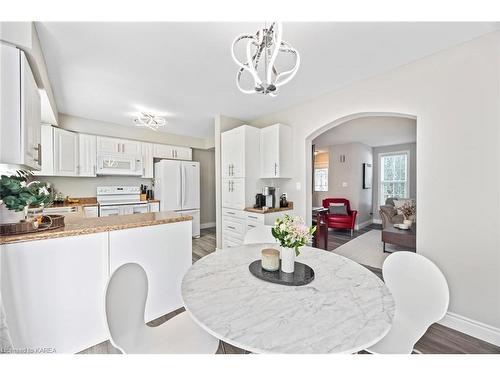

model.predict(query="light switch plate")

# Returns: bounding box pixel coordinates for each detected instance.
[296,182,301,191]
[342,182,348,187]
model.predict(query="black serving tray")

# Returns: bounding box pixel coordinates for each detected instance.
[248,260,315,286]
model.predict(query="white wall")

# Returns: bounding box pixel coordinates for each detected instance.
[246,31,500,339]
[372,142,417,221]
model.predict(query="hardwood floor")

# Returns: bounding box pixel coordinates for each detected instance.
[80,226,500,354]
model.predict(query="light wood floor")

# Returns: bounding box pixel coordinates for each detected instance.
[80,226,500,354]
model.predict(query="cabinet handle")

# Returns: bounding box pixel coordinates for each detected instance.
[93,165,96,175]
[248,224,256,228]
[117,144,120,153]
[274,162,277,176]
[228,164,231,176]
[226,211,235,215]
[33,143,42,165]
[248,215,258,219]
[227,225,236,230]
[175,150,178,158]
[143,167,145,176]
[122,144,125,153]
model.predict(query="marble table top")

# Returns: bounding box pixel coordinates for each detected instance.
[181,244,395,354]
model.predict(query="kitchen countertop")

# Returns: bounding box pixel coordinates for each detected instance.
[244,202,294,214]
[0,211,192,245]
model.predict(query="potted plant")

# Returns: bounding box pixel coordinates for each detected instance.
[400,200,416,226]
[271,215,316,273]
[0,170,52,224]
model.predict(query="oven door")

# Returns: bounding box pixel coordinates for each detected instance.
[96,153,143,176]
[99,205,122,217]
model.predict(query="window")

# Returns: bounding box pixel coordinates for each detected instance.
[380,152,409,204]
[314,168,328,191]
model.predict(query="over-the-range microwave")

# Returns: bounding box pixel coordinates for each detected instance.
[96,152,143,176]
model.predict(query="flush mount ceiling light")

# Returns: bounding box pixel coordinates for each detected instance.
[133,112,167,131]
[231,22,300,97]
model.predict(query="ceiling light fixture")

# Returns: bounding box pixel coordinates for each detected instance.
[133,112,167,131]
[231,22,300,97]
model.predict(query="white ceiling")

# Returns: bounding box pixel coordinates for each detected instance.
[313,116,416,151]
[35,22,500,139]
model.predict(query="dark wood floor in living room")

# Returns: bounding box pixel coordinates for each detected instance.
[80,227,500,354]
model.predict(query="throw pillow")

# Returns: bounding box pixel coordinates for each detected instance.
[329,203,348,215]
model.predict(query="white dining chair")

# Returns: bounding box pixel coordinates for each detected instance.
[243,225,276,245]
[366,252,449,354]
[105,263,219,354]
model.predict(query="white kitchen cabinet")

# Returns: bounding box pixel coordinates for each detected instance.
[221,125,260,210]
[78,133,97,177]
[96,136,120,154]
[153,143,192,160]
[0,233,109,353]
[83,206,98,218]
[121,139,141,155]
[33,124,54,176]
[141,142,154,178]
[53,128,79,176]
[148,201,160,213]
[0,43,41,170]
[109,221,192,321]
[260,123,293,178]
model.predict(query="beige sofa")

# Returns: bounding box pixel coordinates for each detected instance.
[379,198,404,228]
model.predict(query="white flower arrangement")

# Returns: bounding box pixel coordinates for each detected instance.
[271,214,316,256]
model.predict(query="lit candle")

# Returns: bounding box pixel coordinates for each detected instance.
[261,248,280,271]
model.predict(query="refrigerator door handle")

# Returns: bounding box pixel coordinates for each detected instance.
[178,164,182,207]
[182,164,187,207]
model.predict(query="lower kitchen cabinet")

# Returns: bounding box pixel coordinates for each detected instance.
[108,221,191,322]
[0,233,109,353]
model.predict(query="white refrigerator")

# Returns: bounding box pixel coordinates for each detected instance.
[154,159,200,238]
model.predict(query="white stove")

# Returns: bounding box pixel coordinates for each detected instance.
[96,186,149,217]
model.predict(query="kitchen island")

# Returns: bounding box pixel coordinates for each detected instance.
[0,212,192,353]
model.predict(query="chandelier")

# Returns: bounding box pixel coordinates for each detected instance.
[133,112,166,131]
[231,22,300,97]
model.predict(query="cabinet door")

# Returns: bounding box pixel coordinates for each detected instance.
[153,143,174,159]
[141,142,154,178]
[121,139,141,155]
[54,128,79,176]
[1,233,109,353]
[78,134,97,176]
[231,179,245,209]
[148,201,160,212]
[222,179,233,208]
[20,51,41,170]
[96,136,120,153]
[173,146,192,160]
[260,125,279,178]
[181,161,200,210]
[221,127,245,178]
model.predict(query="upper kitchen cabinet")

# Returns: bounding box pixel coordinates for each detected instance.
[78,133,97,177]
[221,125,260,178]
[153,144,192,160]
[53,128,79,176]
[96,136,141,156]
[141,142,154,178]
[260,123,293,178]
[0,43,41,170]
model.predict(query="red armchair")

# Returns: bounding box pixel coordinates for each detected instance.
[322,198,358,236]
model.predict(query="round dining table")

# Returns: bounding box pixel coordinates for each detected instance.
[181,244,395,354]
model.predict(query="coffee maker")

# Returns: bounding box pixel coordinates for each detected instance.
[254,193,266,208]
[262,186,276,208]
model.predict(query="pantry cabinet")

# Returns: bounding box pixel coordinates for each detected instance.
[260,123,293,178]
[0,43,41,170]
[53,128,79,176]
[78,133,97,177]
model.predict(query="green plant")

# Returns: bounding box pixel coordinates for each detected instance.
[271,214,316,256]
[0,170,52,212]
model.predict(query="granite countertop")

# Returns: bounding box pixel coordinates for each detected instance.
[0,211,191,245]
[244,202,294,214]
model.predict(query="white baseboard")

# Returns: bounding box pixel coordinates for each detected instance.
[372,219,382,225]
[439,311,500,346]
[355,220,373,230]
[200,222,216,229]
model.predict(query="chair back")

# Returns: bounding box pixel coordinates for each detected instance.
[105,263,149,353]
[243,225,276,245]
[383,252,449,346]
[322,198,351,212]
